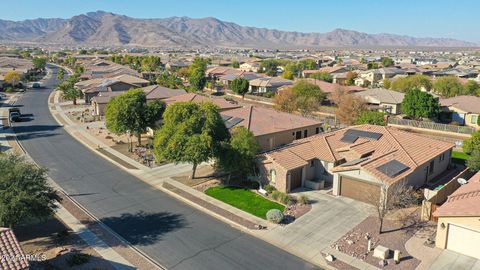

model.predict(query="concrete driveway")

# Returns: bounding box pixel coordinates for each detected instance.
[253,189,373,264]
[429,250,480,270]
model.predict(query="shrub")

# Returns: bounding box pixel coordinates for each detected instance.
[264,184,276,194]
[271,190,281,201]
[5,87,14,93]
[297,194,309,205]
[266,209,284,223]
[66,253,91,267]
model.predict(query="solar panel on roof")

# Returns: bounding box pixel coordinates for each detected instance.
[340,129,383,144]
[340,134,358,143]
[340,157,369,167]
[376,160,410,178]
[221,115,232,121]
[225,117,243,129]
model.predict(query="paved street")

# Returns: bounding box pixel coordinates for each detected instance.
[11,65,319,270]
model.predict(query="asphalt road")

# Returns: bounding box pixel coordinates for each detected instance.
[12,65,319,270]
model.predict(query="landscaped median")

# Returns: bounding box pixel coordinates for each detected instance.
[205,186,285,220]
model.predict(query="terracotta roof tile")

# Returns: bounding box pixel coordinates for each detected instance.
[0,228,29,270]
[434,172,480,217]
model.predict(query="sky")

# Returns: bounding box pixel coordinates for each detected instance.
[2,0,479,42]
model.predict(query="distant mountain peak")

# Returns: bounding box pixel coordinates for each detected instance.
[0,11,477,48]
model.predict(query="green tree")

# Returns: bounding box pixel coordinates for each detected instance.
[433,76,463,97]
[463,131,480,155]
[467,150,480,171]
[367,62,379,69]
[230,77,249,98]
[231,60,240,68]
[401,88,440,119]
[217,126,260,179]
[0,154,60,228]
[188,57,209,92]
[291,80,326,115]
[390,74,432,92]
[32,57,47,70]
[355,111,386,125]
[156,71,183,89]
[310,72,333,83]
[282,70,294,80]
[153,102,230,179]
[105,89,165,148]
[462,80,480,96]
[63,88,83,105]
[383,78,392,89]
[297,59,317,70]
[381,57,394,67]
[57,69,65,81]
[141,56,162,72]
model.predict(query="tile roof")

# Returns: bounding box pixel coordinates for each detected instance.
[302,78,365,94]
[163,93,242,111]
[0,228,29,270]
[440,95,480,114]
[92,85,186,104]
[434,172,480,217]
[220,105,321,137]
[264,125,454,184]
[355,88,405,104]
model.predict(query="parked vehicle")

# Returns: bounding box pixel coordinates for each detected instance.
[9,112,21,122]
[31,82,41,88]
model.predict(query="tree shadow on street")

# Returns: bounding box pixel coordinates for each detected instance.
[98,211,188,246]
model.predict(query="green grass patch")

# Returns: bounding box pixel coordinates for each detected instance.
[452,151,470,165]
[205,186,285,219]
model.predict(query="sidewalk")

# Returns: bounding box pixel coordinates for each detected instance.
[0,93,147,269]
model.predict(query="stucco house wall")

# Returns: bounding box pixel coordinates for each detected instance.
[435,217,480,249]
[256,124,323,151]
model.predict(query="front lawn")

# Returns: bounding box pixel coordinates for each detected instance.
[452,151,470,165]
[205,186,285,219]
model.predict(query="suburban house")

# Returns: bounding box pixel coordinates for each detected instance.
[78,59,140,80]
[0,57,35,88]
[219,72,265,90]
[91,85,187,116]
[354,88,405,115]
[302,66,350,78]
[0,227,30,270]
[433,171,480,259]
[76,74,150,103]
[220,105,323,151]
[248,77,293,94]
[239,62,260,72]
[356,68,406,87]
[206,66,243,80]
[163,93,242,112]
[432,68,479,79]
[259,125,454,199]
[300,78,365,98]
[165,60,191,71]
[440,95,480,128]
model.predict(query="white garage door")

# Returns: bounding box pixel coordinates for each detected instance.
[447,224,480,259]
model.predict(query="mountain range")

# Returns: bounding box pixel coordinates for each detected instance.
[0,11,477,48]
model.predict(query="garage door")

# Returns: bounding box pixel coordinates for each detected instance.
[340,177,380,204]
[289,168,303,191]
[447,224,480,259]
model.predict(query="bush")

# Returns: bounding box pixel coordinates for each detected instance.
[264,184,276,194]
[297,194,309,205]
[266,209,284,223]
[271,190,281,201]
[5,87,14,93]
[66,253,91,267]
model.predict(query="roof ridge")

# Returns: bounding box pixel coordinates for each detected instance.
[323,133,336,161]
[383,126,418,166]
[247,105,253,131]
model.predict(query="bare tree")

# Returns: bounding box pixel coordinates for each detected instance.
[365,181,419,234]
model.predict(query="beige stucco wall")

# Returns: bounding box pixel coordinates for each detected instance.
[465,113,479,128]
[405,149,451,187]
[256,124,323,151]
[435,217,480,249]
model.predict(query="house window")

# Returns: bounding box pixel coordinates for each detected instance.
[471,115,479,125]
[310,160,315,167]
[429,160,435,175]
[439,153,445,162]
[295,131,302,140]
[315,127,320,134]
[270,169,277,184]
[304,130,308,138]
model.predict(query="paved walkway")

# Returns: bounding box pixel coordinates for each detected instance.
[428,250,480,270]
[0,92,139,270]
